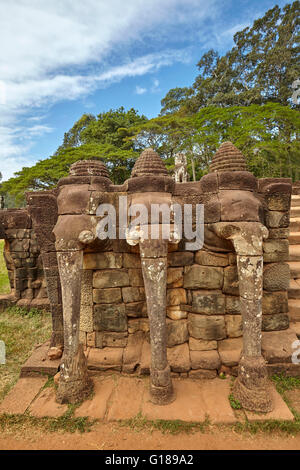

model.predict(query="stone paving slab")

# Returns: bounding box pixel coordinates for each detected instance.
[201,379,237,424]
[0,374,296,424]
[20,341,61,377]
[28,386,68,417]
[142,379,207,422]
[107,376,145,421]
[245,386,294,422]
[75,377,115,420]
[0,376,47,415]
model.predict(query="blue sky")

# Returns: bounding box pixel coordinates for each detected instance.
[0,0,288,181]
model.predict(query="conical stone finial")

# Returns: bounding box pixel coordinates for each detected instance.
[209,142,247,173]
[69,159,110,178]
[131,148,169,178]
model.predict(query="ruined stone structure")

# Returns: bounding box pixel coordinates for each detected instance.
[0,142,297,412]
[174,153,188,183]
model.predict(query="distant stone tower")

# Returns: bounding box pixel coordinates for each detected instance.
[174,153,188,183]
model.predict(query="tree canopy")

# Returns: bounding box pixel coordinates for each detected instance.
[161,1,300,114]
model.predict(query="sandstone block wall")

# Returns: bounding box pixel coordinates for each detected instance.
[0,209,48,309]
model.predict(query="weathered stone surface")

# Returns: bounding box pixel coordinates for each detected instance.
[93,288,122,304]
[167,343,191,372]
[200,172,218,193]
[184,265,223,290]
[265,192,291,211]
[268,228,290,239]
[122,331,144,373]
[123,253,141,268]
[192,290,225,314]
[262,329,298,363]
[83,252,122,270]
[168,252,194,267]
[107,377,145,420]
[189,337,217,351]
[95,331,128,348]
[167,288,187,306]
[122,287,145,303]
[218,337,242,366]
[94,304,127,331]
[87,332,95,347]
[195,250,229,267]
[225,315,243,338]
[21,341,60,376]
[125,301,147,317]
[93,270,129,289]
[190,350,221,370]
[75,377,115,420]
[128,268,144,287]
[225,295,240,314]
[87,347,123,371]
[29,387,68,417]
[218,171,257,192]
[140,339,151,375]
[0,376,47,414]
[262,291,288,314]
[220,190,262,222]
[223,266,239,295]
[167,268,183,286]
[263,263,290,291]
[188,314,226,340]
[166,319,188,347]
[128,318,149,334]
[262,313,289,331]
[266,211,290,228]
[167,306,187,320]
[189,369,217,379]
[79,303,93,333]
[263,239,289,262]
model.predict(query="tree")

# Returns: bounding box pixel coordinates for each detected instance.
[131,103,300,180]
[161,1,300,114]
[1,108,148,206]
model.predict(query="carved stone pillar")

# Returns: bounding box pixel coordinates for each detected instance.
[56,248,92,403]
[214,222,273,412]
[141,238,174,404]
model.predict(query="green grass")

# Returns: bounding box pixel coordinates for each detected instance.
[0,411,95,434]
[0,306,52,401]
[120,412,210,435]
[0,240,10,295]
[271,373,300,395]
[230,374,300,436]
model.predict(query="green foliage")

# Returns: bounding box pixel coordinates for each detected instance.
[0,307,51,401]
[0,240,10,295]
[229,394,242,410]
[272,373,300,395]
[132,103,300,180]
[161,1,300,113]
[0,107,147,206]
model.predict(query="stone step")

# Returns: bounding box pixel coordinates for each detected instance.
[288,299,300,322]
[291,207,300,217]
[289,261,300,279]
[289,245,300,261]
[290,218,300,232]
[291,195,300,207]
[288,279,300,299]
[289,232,300,245]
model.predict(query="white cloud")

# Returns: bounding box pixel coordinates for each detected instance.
[135,86,147,95]
[0,0,228,180]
